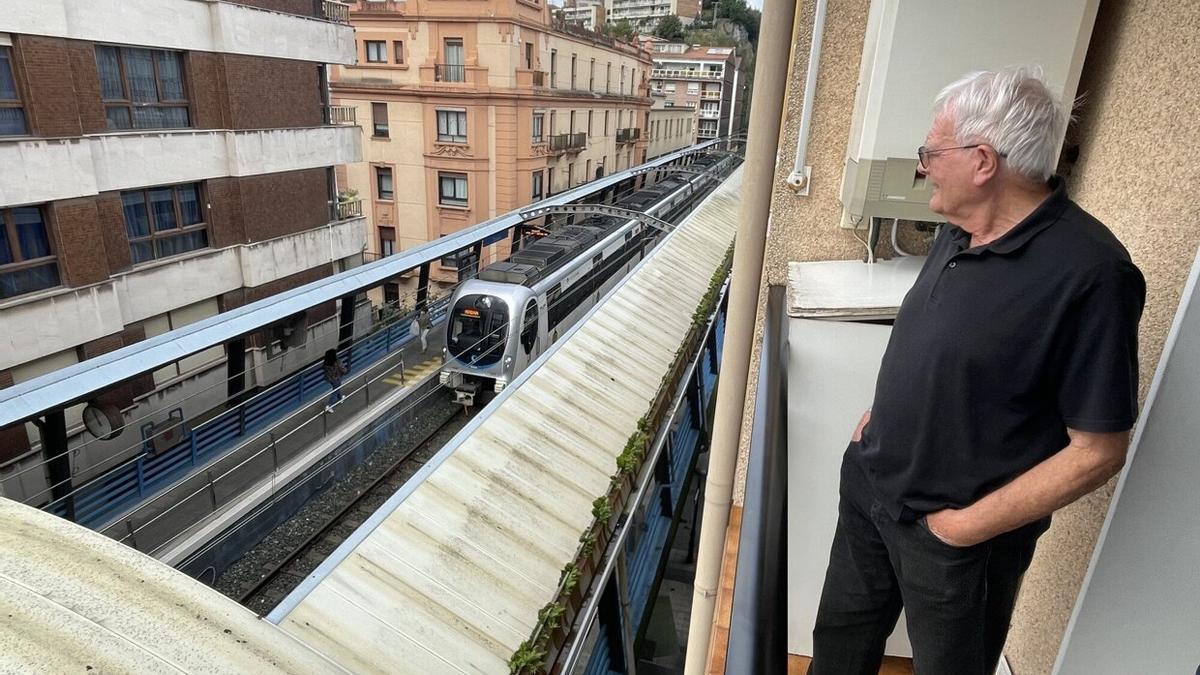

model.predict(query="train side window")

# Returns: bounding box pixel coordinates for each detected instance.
[520,300,538,354]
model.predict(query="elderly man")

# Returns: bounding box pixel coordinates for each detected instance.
[809,67,1145,674]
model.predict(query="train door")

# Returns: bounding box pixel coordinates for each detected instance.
[516,298,540,376]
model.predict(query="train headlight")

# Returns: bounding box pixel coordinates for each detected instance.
[504,356,513,370]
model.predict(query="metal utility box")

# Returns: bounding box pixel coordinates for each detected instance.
[838,0,1099,227]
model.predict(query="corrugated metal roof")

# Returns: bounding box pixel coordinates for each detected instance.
[0,498,345,674]
[0,141,723,429]
[269,166,743,674]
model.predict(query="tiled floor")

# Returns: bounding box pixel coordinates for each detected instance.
[788,654,913,674]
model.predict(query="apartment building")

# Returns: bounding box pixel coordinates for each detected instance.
[648,42,745,139]
[562,0,605,31]
[646,100,696,159]
[333,0,652,294]
[605,0,701,28]
[0,0,362,499]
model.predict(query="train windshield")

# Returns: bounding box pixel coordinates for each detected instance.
[447,294,509,367]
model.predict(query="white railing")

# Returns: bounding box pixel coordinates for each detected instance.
[651,68,724,80]
[700,109,720,119]
[321,0,351,23]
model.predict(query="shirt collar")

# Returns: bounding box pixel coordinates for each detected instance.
[947,176,1069,255]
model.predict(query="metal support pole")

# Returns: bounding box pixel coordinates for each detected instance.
[510,224,523,253]
[338,293,357,354]
[270,432,279,473]
[206,470,218,510]
[470,240,483,279]
[39,410,73,522]
[416,263,431,312]
[683,0,798,669]
[126,520,139,551]
[598,575,628,673]
[614,551,637,673]
[226,336,246,405]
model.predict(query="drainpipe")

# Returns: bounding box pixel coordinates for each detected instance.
[727,66,739,137]
[785,0,827,195]
[682,0,798,670]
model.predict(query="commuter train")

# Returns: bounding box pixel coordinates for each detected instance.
[440,151,738,405]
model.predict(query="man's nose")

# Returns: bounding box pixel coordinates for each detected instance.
[916,160,929,177]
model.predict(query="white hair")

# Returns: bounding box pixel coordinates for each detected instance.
[934,66,1067,182]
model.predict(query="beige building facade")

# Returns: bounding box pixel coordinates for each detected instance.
[713,0,1200,672]
[646,101,696,159]
[605,0,701,27]
[334,0,651,291]
[647,42,745,139]
[562,1,605,31]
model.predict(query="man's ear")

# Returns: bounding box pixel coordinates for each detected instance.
[972,145,1001,186]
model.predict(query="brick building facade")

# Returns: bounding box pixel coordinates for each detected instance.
[0,0,362,501]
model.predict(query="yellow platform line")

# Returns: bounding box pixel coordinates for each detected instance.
[382,359,442,387]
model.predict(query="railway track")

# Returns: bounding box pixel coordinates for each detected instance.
[226,400,468,615]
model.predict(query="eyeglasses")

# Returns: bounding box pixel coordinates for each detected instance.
[917,144,983,169]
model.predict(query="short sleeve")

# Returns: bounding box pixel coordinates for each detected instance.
[1057,260,1146,432]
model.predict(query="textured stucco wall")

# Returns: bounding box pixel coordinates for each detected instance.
[731,0,876,504]
[752,0,1200,671]
[1004,1,1200,671]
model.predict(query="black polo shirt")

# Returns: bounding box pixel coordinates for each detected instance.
[852,178,1145,521]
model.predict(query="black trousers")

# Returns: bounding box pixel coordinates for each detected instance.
[809,448,1045,675]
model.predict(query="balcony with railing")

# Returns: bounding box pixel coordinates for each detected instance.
[321,0,351,22]
[700,108,721,119]
[702,89,723,99]
[652,68,724,80]
[325,105,357,126]
[616,127,641,144]
[434,64,467,83]
[332,198,362,221]
[549,132,587,154]
[697,126,720,139]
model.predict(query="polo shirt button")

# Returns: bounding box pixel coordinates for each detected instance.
[948,261,958,269]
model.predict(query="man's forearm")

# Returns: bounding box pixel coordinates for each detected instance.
[931,430,1129,546]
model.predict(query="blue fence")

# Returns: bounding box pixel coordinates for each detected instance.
[47,301,450,529]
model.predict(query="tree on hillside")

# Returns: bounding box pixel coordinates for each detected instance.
[654,15,686,41]
[610,18,637,40]
[716,0,760,43]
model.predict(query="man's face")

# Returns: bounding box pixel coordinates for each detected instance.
[920,112,974,219]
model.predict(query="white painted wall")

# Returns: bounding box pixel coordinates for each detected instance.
[1,0,355,65]
[0,284,124,371]
[0,126,361,208]
[786,317,913,658]
[0,217,366,369]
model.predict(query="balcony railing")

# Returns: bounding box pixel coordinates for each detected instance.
[697,127,719,138]
[616,127,641,144]
[652,68,724,80]
[550,132,587,154]
[700,108,721,119]
[532,70,547,87]
[701,90,722,99]
[325,105,357,126]
[321,0,351,23]
[333,198,363,221]
[435,64,467,83]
